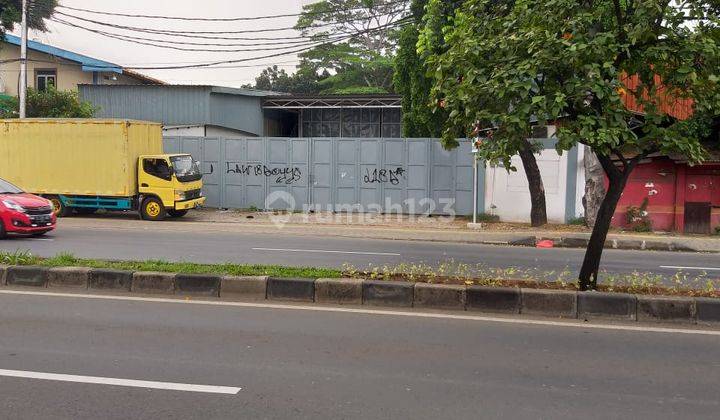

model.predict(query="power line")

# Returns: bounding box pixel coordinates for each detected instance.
[18,18,412,71]
[48,20,318,47]
[51,18,331,52]
[50,17,373,52]
[54,8,408,35]
[56,1,409,22]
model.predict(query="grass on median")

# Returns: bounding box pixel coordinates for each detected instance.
[0,250,342,279]
[2,250,718,298]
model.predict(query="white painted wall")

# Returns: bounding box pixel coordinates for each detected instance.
[161,125,256,138]
[484,147,570,223]
[574,144,587,219]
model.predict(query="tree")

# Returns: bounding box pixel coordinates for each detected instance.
[0,88,96,118]
[422,0,720,290]
[583,148,606,227]
[420,0,549,227]
[0,0,56,34]
[295,0,410,94]
[242,64,327,94]
[393,0,457,137]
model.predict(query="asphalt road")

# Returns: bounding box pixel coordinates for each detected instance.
[0,218,719,281]
[0,291,718,419]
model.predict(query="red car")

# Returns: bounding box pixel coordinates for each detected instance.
[0,178,56,238]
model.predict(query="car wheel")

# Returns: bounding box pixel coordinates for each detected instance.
[140,197,166,221]
[0,220,6,239]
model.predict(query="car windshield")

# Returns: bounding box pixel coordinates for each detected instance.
[0,178,23,194]
[170,155,201,182]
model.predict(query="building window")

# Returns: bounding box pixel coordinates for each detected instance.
[35,70,57,91]
[300,107,403,138]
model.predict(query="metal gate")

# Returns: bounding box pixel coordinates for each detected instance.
[164,137,476,215]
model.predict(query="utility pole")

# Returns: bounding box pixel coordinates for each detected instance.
[19,0,28,118]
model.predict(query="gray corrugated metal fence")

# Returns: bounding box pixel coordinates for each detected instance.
[164,137,475,215]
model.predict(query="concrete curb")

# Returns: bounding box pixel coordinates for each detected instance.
[132,272,176,294]
[315,278,363,305]
[89,268,133,292]
[6,266,49,288]
[578,292,637,320]
[175,274,221,297]
[466,286,521,313]
[696,298,720,324]
[521,289,577,318]
[637,296,696,323]
[221,276,268,301]
[497,235,710,253]
[363,280,414,307]
[267,277,315,302]
[1,265,718,325]
[48,267,91,289]
[414,283,465,310]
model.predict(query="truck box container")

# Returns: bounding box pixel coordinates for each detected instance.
[0,119,163,197]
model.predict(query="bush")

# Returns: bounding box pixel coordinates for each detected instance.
[714,226,720,236]
[625,198,652,232]
[0,88,97,118]
[567,216,587,226]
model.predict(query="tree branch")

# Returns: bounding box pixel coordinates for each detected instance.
[612,0,624,30]
[596,151,622,181]
[612,149,628,170]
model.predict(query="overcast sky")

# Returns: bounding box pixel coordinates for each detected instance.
[16,0,314,86]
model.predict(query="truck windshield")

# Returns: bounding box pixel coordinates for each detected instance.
[170,155,202,182]
[0,178,23,194]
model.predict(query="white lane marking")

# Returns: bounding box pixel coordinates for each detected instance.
[251,247,400,256]
[0,290,718,336]
[0,368,241,394]
[660,265,720,271]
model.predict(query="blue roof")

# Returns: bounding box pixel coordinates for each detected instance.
[4,34,122,74]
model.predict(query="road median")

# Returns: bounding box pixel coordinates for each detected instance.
[0,251,718,326]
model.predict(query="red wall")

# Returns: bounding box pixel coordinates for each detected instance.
[611,159,720,232]
[612,159,678,231]
[685,166,720,231]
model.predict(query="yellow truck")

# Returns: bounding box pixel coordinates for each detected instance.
[0,119,205,221]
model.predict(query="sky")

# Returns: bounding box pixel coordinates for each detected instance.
[15,0,315,87]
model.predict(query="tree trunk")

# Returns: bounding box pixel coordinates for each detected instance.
[583,146,606,227]
[518,139,548,227]
[578,153,638,290]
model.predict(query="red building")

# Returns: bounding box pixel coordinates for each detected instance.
[613,157,720,233]
[610,75,719,234]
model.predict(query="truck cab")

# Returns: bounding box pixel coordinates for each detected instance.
[137,154,206,221]
[48,153,206,221]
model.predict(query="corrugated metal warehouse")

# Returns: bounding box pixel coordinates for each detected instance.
[79,84,275,137]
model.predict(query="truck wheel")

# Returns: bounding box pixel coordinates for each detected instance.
[168,209,188,218]
[48,196,70,217]
[141,197,166,221]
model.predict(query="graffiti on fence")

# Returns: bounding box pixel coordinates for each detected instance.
[363,167,406,185]
[226,162,302,184]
